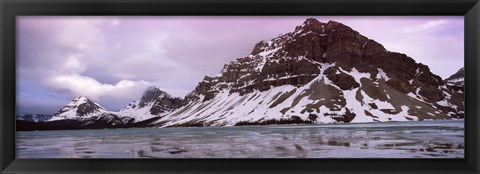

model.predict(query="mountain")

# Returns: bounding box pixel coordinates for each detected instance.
[154,18,464,127]
[444,67,464,99]
[47,87,181,123]
[19,96,160,131]
[445,67,464,85]
[49,96,109,121]
[116,86,183,122]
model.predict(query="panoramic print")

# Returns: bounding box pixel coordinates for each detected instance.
[16,16,464,158]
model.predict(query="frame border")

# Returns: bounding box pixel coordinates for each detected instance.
[1,0,479,173]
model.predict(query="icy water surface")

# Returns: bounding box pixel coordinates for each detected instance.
[16,120,464,158]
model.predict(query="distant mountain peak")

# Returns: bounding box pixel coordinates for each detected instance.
[49,96,108,121]
[146,86,162,92]
[71,96,88,103]
[65,96,101,107]
[445,67,464,85]
[140,86,169,105]
[302,18,323,27]
[116,86,183,122]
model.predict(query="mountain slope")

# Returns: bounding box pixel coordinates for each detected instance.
[444,67,464,103]
[155,18,464,127]
[47,87,181,123]
[445,67,464,85]
[116,86,183,122]
[49,96,109,121]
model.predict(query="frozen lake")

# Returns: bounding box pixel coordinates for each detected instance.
[16,120,464,158]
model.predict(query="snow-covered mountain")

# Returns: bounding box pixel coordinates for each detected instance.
[116,86,182,122]
[44,96,138,128]
[43,87,181,126]
[444,67,464,99]
[445,67,464,85]
[154,18,464,127]
[49,96,109,121]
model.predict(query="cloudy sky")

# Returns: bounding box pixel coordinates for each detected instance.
[17,16,464,115]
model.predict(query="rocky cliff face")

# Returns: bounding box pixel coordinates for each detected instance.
[116,86,183,121]
[444,67,464,104]
[445,67,464,85]
[156,18,464,127]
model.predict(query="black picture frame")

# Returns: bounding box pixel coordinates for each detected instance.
[1,0,479,173]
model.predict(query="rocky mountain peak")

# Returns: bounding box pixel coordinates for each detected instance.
[117,86,183,121]
[50,96,108,121]
[445,68,464,81]
[445,67,464,86]
[63,96,103,109]
[139,86,169,106]
[70,96,89,104]
[294,18,326,33]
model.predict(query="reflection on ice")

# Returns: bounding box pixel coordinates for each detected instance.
[16,120,464,158]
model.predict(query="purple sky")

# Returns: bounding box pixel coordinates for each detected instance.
[17,16,464,115]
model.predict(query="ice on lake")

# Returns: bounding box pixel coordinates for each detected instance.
[16,120,464,158]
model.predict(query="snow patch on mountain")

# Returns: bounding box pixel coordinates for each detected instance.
[49,96,109,121]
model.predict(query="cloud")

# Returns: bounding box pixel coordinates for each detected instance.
[48,74,146,97]
[53,20,106,53]
[46,73,152,109]
[403,19,450,33]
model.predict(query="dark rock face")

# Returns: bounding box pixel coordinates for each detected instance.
[119,86,184,117]
[445,67,464,85]
[140,86,183,114]
[139,86,168,107]
[151,97,183,115]
[144,87,183,112]
[443,67,464,119]
[76,100,103,116]
[324,67,359,90]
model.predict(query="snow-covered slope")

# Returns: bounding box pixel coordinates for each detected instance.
[445,67,464,85]
[116,86,182,122]
[154,18,464,127]
[49,96,109,121]
[45,87,182,125]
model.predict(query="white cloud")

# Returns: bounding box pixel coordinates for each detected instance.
[53,20,106,53]
[111,52,182,80]
[63,53,87,73]
[47,73,151,102]
[403,20,450,33]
